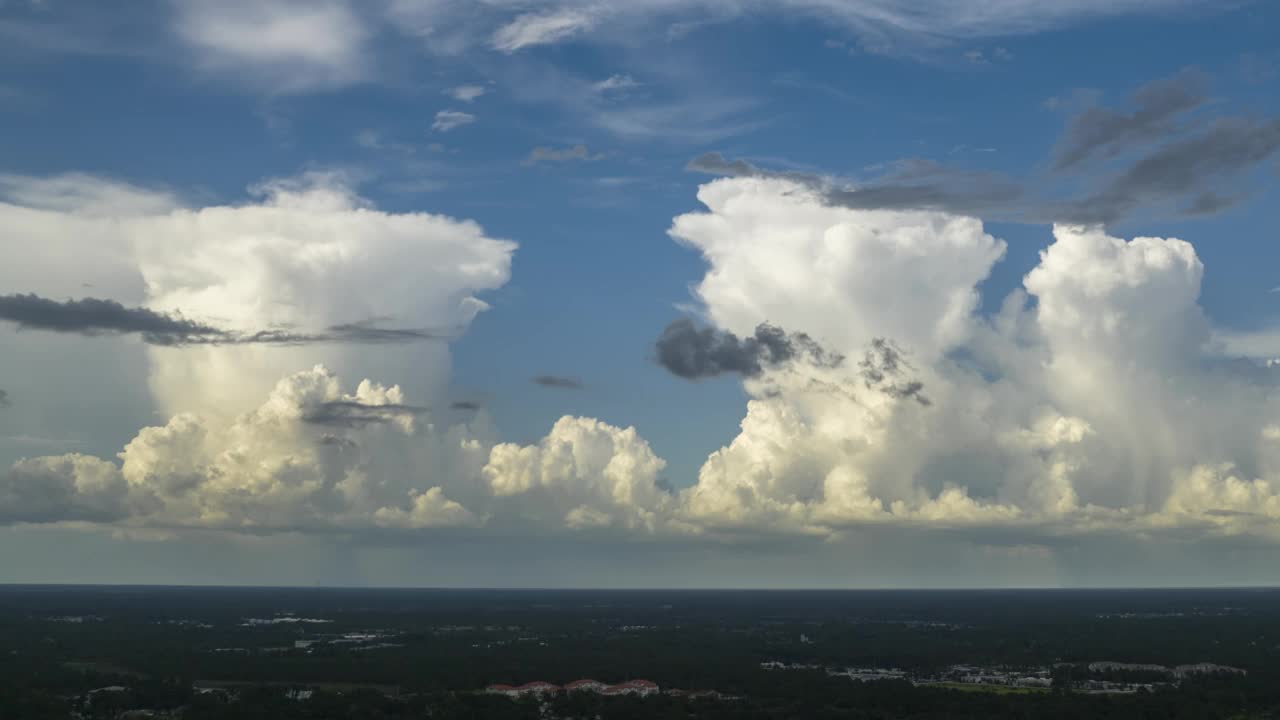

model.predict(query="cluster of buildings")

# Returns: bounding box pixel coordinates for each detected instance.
[762,657,1247,694]
[1087,661,1247,679]
[485,679,659,698]
[938,666,1054,689]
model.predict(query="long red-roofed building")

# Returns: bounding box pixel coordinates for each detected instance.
[485,681,560,697]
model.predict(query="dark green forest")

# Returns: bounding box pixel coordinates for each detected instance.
[2,586,1277,718]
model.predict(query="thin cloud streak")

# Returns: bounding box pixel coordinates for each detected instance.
[0,293,454,347]
[533,375,583,389]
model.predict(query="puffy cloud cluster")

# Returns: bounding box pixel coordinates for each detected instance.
[485,416,675,532]
[0,366,677,536]
[0,367,477,530]
[5,175,1280,553]
[0,454,137,524]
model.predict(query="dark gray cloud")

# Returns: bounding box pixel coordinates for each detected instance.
[301,400,428,429]
[823,160,1024,216]
[1056,117,1280,224]
[0,293,450,347]
[859,338,930,405]
[321,321,450,344]
[687,153,828,187]
[0,389,9,408]
[450,400,482,411]
[687,152,766,178]
[1053,68,1207,170]
[689,70,1280,226]
[691,75,1280,224]
[655,318,842,380]
[690,153,1023,218]
[1185,191,1241,216]
[0,293,224,344]
[533,375,583,389]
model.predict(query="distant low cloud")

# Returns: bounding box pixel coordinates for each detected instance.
[432,110,475,132]
[534,375,582,389]
[0,293,452,347]
[448,85,487,102]
[0,390,9,409]
[655,318,842,380]
[522,144,603,166]
[450,400,482,411]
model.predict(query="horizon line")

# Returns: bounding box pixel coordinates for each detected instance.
[3,582,1279,593]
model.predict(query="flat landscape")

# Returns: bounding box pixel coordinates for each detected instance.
[1,586,1277,718]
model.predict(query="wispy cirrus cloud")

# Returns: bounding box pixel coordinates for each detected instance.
[522,144,603,165]
[173,0,370,92]
[447,84,487,102]
[591,74,639,93]
[0,0,1241,97]
[492,8,596,52]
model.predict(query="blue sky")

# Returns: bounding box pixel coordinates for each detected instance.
[2,0,1280,587]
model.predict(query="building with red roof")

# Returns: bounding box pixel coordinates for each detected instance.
[486,682,560,697]
[601,679,659,697]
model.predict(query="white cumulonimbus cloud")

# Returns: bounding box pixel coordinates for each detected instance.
[0,171,514,422]
[3,176,1280,549]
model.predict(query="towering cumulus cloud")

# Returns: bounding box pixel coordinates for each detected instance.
[665,179,1280,538]
[4,174,1280,559]
[0,172,514,418]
